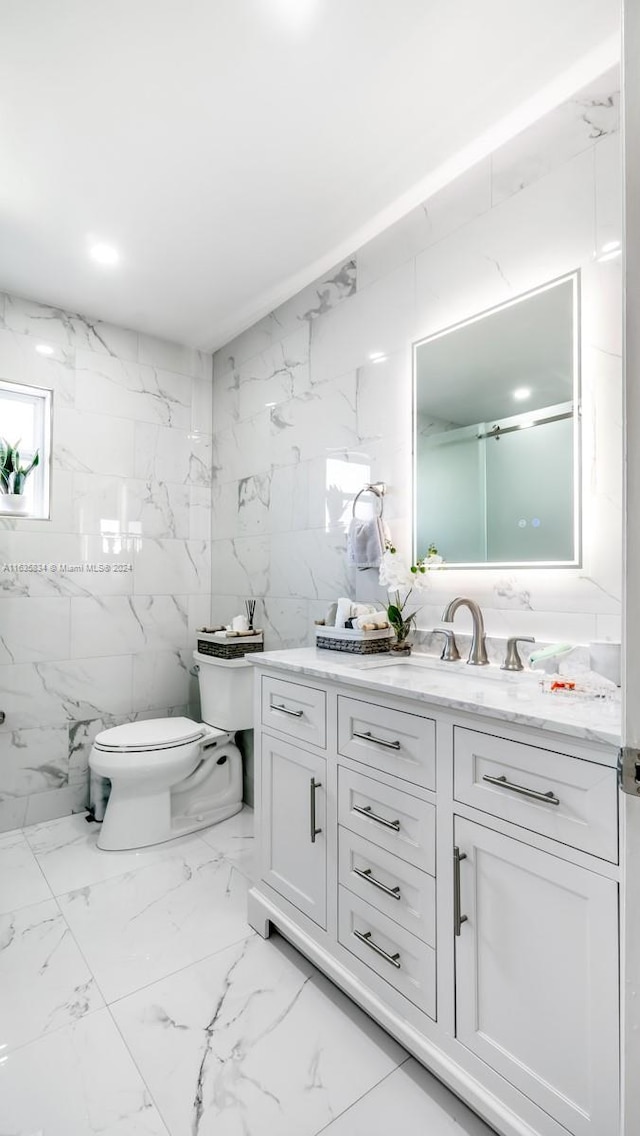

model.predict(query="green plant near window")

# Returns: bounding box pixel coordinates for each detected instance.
[0,437,40,494]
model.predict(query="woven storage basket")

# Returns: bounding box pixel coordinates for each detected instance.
[314,626,392,655]
[196,635,264,660]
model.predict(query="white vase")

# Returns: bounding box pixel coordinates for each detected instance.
[1,494,29,515]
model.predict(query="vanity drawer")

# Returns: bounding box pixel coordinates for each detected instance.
[338,767,435,875]
[337,696,435,790]
[454,727,618,862]
[339,827,436,945]
[261,676,326,749]
[338,886,436,1019]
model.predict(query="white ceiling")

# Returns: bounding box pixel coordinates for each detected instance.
[0,0,620,352]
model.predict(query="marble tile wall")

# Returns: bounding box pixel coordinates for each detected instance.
[0,296,213,832]
[211,67,622,657]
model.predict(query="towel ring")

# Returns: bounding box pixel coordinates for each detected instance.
[352,483,386,519]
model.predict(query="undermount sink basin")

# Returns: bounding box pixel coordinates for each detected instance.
[358,655,540,684]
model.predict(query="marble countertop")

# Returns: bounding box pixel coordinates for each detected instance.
[249,647,621,751]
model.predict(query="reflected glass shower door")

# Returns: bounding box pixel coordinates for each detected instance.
[485,418,574,562]
[416,428,486,562]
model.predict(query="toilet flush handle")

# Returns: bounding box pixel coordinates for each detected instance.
[199,724,225,752]
[190,664,200,677]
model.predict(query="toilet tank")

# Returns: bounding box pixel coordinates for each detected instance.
[194,651,254,731]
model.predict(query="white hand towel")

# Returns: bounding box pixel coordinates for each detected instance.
[335,596,354,628]
[347,516,385,569]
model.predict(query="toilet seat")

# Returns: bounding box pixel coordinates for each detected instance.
[94,716,225,754]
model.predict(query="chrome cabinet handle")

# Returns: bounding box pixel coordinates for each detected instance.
[352,803,400,832]
[353,928,401,969]
[353,729,401,751]
[454,846,468,937]
[482,772,560,806]
[273,702,304,718]
[309,777,322,843]
[353,866,401,900]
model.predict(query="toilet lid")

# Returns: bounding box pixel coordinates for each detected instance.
[94,717,207,753]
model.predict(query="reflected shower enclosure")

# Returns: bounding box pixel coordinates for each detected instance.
[413,273,580,568]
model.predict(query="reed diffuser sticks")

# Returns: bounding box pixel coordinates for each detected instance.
[245,598,257,631]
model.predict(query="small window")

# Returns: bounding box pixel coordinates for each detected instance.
[0,379,52,519]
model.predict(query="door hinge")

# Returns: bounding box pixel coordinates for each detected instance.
[619,747,640,795]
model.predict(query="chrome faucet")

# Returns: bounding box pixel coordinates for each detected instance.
[501,636,535,672]
[441,597,489,666]
[431,627,461,662]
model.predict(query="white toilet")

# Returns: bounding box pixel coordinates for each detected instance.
[89,652,253,851]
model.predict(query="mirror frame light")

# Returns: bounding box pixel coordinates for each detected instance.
[412,270,582,570]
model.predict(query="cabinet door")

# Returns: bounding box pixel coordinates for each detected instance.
[260,734,327,929]
[454,817,619,1136]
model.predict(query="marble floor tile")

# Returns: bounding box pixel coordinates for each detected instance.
[0,897,104,1052]
[0,1009,170,1136]
[0,828,52,913]
[58,843,252,1002]
[112,931,406,1136]
[198,805,255,880]
[26,812,213,895]
[3,814,500,1135]
[317,1057,496,1135]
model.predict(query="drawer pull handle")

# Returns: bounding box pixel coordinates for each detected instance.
[353,729,401,751]
[453,845,468,937]
[353,866,401,900]
[309,777,322,843]
[353,928,401,969]
[273,703,304,718]
[352,803,401,832]
[482,772,560,806]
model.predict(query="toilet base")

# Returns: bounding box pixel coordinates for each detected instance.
[97,795,244,851]
[171,799,243,839]
[97,786,172,851]
[96,742,244,852]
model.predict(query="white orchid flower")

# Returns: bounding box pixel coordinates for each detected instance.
[379,544,444,648]
[379,548,413,590]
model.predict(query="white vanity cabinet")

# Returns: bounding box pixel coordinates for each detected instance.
[258,675,328,929]
[259,733,327,928]
[454,817,619,1136]
[249,656,622,1136]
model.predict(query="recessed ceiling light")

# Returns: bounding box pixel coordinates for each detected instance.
[270,0,319,31]
[35,344,55,356]
[89,242,119,266]
[513,387,531,401]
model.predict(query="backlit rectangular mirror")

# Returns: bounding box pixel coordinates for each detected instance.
[413,272,580,568]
